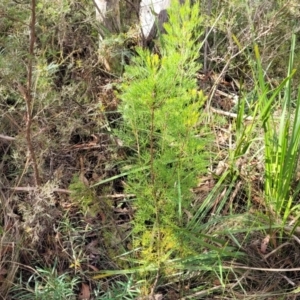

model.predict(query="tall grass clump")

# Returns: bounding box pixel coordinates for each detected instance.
[254,34,300,228]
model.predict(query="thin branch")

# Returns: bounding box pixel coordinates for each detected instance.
[19,0,41,186]
[6,187,135,199]
[210,106,254,121]
[0,134,15,141]
[223,263,300,272]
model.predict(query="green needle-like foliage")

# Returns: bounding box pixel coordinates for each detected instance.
[117,0,209,271]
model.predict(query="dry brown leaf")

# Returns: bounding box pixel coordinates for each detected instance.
[78,283,91,300]
[261,234,270,253]
[87,264,99,272]
[0,268,7,276]
[86,240,102,255]
[214,160,228,176]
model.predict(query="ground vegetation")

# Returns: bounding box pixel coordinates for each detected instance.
[1,0,300,299]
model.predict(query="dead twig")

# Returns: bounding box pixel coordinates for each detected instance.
[0,134,15,141]
[16,0,40,186]
[5,187,135,199]
[224,263,300,272]
[210,106,254,121]
[263,242,290,259]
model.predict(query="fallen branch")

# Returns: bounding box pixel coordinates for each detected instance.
[5,187,135,199]
[223,263,300,273]
[0,134,15,141]
[210,106,254,121]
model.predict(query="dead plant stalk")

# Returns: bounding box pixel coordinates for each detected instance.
[17,0,40,186]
